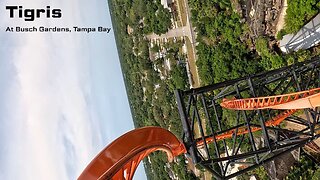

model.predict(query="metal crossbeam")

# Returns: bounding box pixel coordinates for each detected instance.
[175,58,320,179]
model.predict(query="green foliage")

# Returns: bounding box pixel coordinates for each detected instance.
[238,166,270,180]
[190,0,261,85]
[286,155,319,180]
[256,37,286,70]
[123,0,172,35]
[170,62,189,90]
[109,0,190,178]
[255,37,270,56]
[140,0,171,35]
[313,168,320,180]
[284,49,312,65]
[276,29,287,40]
[110,0,320,179]
[255,166,270,180]
[151,44,160,53]
[171,156,199,180]
[154,5,172,34]
[284,0,320,34]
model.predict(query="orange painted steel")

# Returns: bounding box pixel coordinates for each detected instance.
[79,87,320,179]
[78,127,186,180]
[197,87,320,147]
[196,109,296,146]
[220,87,320,110]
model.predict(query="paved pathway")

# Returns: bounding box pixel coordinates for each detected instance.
[146,26,191,41]
[146,0,200,88]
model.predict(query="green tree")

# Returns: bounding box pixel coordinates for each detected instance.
[284,0,320,33]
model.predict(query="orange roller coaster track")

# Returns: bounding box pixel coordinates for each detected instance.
[79,60,320,180]
[79,87,320,180]
[78,127,186,180]
[220,87,320,110]
[196,87,320,146]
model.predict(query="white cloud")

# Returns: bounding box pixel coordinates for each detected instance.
[0,30,102,180]
[0,1,105,179]
[0,0,147,179]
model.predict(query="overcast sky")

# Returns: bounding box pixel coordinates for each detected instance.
[0,0,146,179]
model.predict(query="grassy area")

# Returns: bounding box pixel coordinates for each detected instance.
[185,37,200,87]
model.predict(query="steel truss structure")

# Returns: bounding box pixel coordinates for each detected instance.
[175,58,320,179]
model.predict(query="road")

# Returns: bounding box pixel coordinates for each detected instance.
[146,0,196,44]
[146,0,200,88]
[146,26,191,40]
[276,0,287,34]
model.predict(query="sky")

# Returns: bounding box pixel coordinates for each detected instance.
[0,0,146,179]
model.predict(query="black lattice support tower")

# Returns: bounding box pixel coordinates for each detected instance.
[175,58,320,179]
